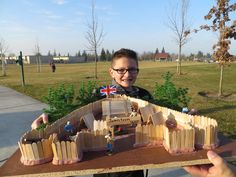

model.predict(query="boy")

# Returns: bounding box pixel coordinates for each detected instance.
[97,48,152,101]
[94,48,152,177]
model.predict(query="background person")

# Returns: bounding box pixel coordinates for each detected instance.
[50,61,56,72]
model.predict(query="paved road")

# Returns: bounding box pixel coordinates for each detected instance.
[0,85,191,177]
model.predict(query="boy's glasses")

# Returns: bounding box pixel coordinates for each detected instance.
[112,68,139,74]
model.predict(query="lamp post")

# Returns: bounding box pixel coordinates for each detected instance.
[16,51,25,86]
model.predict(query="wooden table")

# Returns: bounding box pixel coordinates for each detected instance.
[1,134,236,177]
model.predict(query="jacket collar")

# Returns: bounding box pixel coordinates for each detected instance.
[111,79,140,97]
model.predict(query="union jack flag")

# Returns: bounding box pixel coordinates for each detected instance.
[100,85,117,96]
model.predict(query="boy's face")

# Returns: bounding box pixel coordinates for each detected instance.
[109,57,139,89]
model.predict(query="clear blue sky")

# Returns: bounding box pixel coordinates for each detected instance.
[0,0,235,56]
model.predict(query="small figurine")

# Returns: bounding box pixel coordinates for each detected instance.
[165,118,177,129]
[64,121,74,134]
[182,107,189,114]
[105,131,114,156]
[188,108,198,115]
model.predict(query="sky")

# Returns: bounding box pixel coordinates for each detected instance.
[0,0,236,56]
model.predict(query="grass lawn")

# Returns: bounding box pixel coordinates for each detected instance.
[1,61,236,140]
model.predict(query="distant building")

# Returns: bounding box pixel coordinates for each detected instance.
[155,53,171,61]
[1,56,31,64]
[3,56,18,64]
[193,57,214,63]
[53,56,69,63]
[25,55,53,64]
[2,55,86,64]
[53,56,86,63]
[68,56,86,63]
[26,55,85,64]
[154,47,172,61]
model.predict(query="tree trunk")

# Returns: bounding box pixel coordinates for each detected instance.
[94,49,98,79]
[39,55,41,72]
[1,54,6,76]
[176,56,179,74]
[36,56,39,73]
[218,64,224,97]
[177,44,182,75]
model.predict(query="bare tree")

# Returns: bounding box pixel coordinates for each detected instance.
[167,0,190,75]
[35,42,41,73]
[0,38,8,76]
[204,0,236,97]
[85,0,105,79]
[185,0,236,97]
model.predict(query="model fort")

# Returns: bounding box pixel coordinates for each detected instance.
[18,95,219,166]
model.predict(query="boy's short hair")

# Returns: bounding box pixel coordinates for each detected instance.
[111,48,138,66]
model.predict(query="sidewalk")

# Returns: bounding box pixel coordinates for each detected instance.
[0,85,191,177]
[0,85,47,166]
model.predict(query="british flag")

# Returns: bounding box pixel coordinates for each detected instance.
[100,85,117,96]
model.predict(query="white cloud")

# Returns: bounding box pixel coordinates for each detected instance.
[45,25,70,32]
[36,10,63,20]
[52,0,68,5]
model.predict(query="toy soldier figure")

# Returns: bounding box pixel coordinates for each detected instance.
[105,131,114,156]
[64,121,73,134]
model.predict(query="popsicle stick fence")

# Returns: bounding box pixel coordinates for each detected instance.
[93,120,107,131]
[18,95,219,166]
[134,124,164,147]
[132,97,218,153]
[18,134,53,166]
[163,125,195,154]
[51,135,81,165]
[18,98,107,166]
[51,129,108,165]
[193,116,219,149]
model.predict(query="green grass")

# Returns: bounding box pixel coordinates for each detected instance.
[1,61,236,140]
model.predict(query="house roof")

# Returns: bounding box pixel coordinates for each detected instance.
[155,53,170,59]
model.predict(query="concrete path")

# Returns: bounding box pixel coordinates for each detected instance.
[0,85,47,166]
[0,85,191,177]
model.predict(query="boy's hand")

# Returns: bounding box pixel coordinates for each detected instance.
[183,151,236,177]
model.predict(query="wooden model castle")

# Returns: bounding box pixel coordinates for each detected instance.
[18,95,219,166]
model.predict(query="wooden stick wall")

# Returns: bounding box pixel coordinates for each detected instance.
[51,129,107,165]
[18,134,53,165]
[193,116,218,148]
[18,95,219,165]
[135,124,164,146]
[93,120,107,131]
[135,123,195,153]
